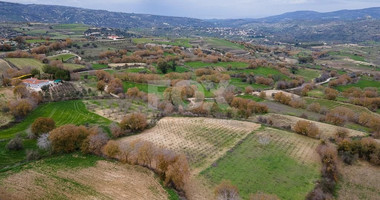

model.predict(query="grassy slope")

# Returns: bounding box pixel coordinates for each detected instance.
[48,54,76,62]
[123,82,167,96]
[0,100,111,140]
[5,58,44,70]
[206,38,245,50]
[336,78,380,92]
[295,68,320,81]
[201,128,319,200]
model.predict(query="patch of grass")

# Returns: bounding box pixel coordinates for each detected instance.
[335,78,380,92]
[25,39,51,44]
[230,78,271,91]
[296,68,320,81]
[63,63,85,71]
[329,51,365,62]
[206,38,245,50]
[251,67,288,79]
[236,94,264,102]
[36,153,101,170]
[0,100,111,140]
[201,128,320,200]
[48,54,76,62]
[0,139,39,170]
[92,64,108,70]
[5,58,44,71]
[123,82,167,96]
[132,38,192,48]
[185,61,248,69]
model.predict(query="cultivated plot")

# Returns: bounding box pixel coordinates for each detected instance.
[118,117,261,171]
[201,127,321,200]
[0,154,168,200]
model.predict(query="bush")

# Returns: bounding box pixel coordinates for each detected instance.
[325,107,355,125]
[110,123,123,138]
[6,135,23,151]
[307,103,321,113]
[31,117,55,137]
[214,180,240,200]
[273,92,291,105]
[289,98,306,109]
[87,131,109,156]
[26,150,40,161]
[8,99,34,119]
[293,120,319,138]
[37,133,51,151]
[49,124,89,153]
[103,140,120,158]
[334,128,348,142]
[164,154,190,190]
[324,88,339,100]
[245,86,253,94]
[120,113,147,132]
[259,91,266,99]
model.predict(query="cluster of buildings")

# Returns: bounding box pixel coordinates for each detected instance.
[22,78,55,91]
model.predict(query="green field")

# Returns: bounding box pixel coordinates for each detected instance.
[230,78,271,91]
[206,38,245,50]
[249,67,289,79]
[335,78,380,92]
[296,68,320,81]
[92,64,108,70]
[123,82,167,96]
[329,51,365,62]
[185,61,249,69]
[52,24,90,34]
[48,54,76,62]
[236,94,264,102]
[0,100,111,140]
[25,39,51,44]
[63,63,86,71]
[201,128,320,200]
[132,38,192,48]
[5,58,44,70]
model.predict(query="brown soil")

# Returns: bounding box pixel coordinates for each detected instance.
[337,161,380,200]
[0,160,168,200]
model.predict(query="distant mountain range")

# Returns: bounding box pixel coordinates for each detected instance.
[0,1,379,28]
[0,1,379,43]
[0,1,210,29]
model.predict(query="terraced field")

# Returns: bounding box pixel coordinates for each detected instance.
[118,117,261,171]
[0,154,169,200]
[0,100,111,140]
[201,127,321,200]
[4,58,44,70]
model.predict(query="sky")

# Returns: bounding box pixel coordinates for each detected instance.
[5,0,380,19]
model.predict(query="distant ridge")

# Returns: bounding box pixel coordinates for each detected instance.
[0,1,380,29]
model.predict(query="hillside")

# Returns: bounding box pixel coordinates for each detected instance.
[0,1,211,29]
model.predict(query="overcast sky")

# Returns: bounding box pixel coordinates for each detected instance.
[5,0,380,19]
